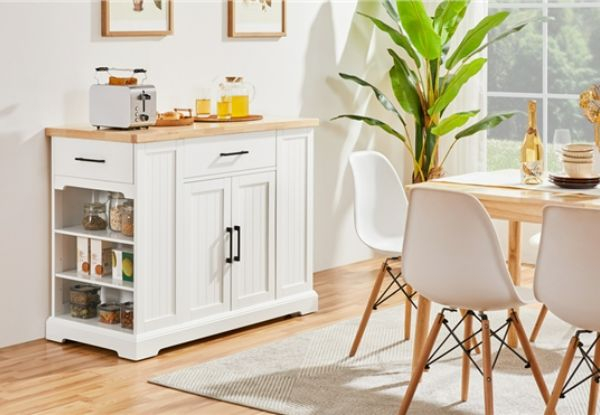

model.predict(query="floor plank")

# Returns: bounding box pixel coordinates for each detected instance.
[0,259,535,414]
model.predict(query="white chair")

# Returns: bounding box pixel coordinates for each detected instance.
[398,188,551,415]
[534,206,600,415]
[527,232,549,343]
[347,151,416,357]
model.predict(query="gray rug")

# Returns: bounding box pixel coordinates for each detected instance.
[150,307,598,414]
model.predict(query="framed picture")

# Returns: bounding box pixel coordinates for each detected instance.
[228,0,286,38]
[101,0,173,37]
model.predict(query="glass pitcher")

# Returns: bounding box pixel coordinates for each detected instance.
[218,77,255,118]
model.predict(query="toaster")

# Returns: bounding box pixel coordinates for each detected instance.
[89,67,157,129]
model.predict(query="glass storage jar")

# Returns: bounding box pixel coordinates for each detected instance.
[108,192,126,232]
[70,284,100,305]
[98,303,121,324]
[120,302,134,330]
[82,202,107,231]
[70,302,98,319]
[121,205,134,237]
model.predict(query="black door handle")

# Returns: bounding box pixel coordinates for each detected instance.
[220,151,249,157]
[226,227,233,264]
[234,226,241,262]
[74,157,106,163]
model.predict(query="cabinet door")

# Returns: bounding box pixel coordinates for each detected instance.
[183,178,232,320]
[231,172,276,309]
[276,129,314,298]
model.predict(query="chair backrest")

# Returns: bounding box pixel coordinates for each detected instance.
[348,151,408,251]
[402,187,522,311]
[534,206,600,332]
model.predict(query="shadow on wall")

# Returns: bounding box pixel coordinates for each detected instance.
[300,1,407,269]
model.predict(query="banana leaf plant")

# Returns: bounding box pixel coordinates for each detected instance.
[334,0,539,182]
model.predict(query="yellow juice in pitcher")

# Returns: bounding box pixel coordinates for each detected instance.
[231,95,249,118]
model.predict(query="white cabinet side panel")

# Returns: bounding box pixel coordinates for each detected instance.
[184,178,232,319]
[276,129,314,298]
[137,143,178,331]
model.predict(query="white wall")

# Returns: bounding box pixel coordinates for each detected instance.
[0,0,408,347]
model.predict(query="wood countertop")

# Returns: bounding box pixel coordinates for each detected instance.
[45,117,320,144]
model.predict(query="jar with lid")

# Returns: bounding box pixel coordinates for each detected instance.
[98,303,121,324]
[82,202,107,231]
[108,192,126,232]
[121,204,134,237]
[218,76,255,118]
[120,302,134,330]
[69,284,100,319]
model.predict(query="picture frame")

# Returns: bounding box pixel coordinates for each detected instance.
[227,0,286,38]
[101,0,173,37]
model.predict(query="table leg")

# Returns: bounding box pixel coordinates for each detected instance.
[507,220,522,348]
[412,295,431,375]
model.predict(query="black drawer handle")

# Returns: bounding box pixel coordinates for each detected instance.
[74,157,106,164]
[220,151,249,157]
[234,225,241,262]
[226,227,233,264]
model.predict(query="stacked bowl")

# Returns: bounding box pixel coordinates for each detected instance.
[560,144,595,178]
[549,144,600,189]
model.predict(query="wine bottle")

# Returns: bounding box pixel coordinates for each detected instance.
[520,100,544,184]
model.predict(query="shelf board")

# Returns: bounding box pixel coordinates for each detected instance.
[55,313,134,335]
[54,225,134,245]
[56,270,134,292]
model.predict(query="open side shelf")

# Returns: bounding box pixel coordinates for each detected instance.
[54,225,134,245]
[56,270,134,292]
[55,313,134,335]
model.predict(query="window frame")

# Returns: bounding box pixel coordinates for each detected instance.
[487,0,599,168]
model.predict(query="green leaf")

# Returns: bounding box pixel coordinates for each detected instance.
[445,11,509,70]
[396,0,442,60]
[331,114,407,143]
[387,49,422,122]
[357,12,420,68]
[433,0,469,45]
[431,110,479,136]
[463,16,548,63]
[455,112,517,139]
[429,58,487,115]
[339,72,406,126]
[382,0,399,23]
[429,58,486,116]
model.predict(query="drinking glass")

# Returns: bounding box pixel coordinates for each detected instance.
[553,129,572,155]
[195,88,212,118]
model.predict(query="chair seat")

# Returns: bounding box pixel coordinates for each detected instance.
[443,286,537,312]
[370,237,404,257]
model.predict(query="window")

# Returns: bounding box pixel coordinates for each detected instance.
[486,1,600,172]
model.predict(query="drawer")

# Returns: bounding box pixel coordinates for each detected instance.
[53,137,134,184]
[183,132,276,178]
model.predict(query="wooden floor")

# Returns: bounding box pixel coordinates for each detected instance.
[0,259,535,415]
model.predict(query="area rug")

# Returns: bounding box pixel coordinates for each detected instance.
[150,307,597,414]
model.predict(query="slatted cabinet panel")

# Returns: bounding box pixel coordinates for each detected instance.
[183,179,232,319]
[231,172,275,309]
[276,129,314,298]
[136,142,179,332]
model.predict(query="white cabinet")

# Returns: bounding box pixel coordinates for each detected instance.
[46,127,317,360]
[183,178,232,320]
[231,172,275,309]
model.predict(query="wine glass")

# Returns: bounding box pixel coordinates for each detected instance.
[553,129,572,155]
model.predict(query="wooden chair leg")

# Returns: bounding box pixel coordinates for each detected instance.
[511,310,552,411]
[398,313,445,415]
[545,336,580,415]
[349,262,386,357]
[461,310,473,402]
[481,316,495,415]
[404,284,413,341]
[530,305,548,343]
[588,334,600,415]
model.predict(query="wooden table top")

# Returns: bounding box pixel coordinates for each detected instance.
[408,179,600,223]
[45,117,320,144]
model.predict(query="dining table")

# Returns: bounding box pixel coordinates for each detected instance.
[407,169,600,374]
